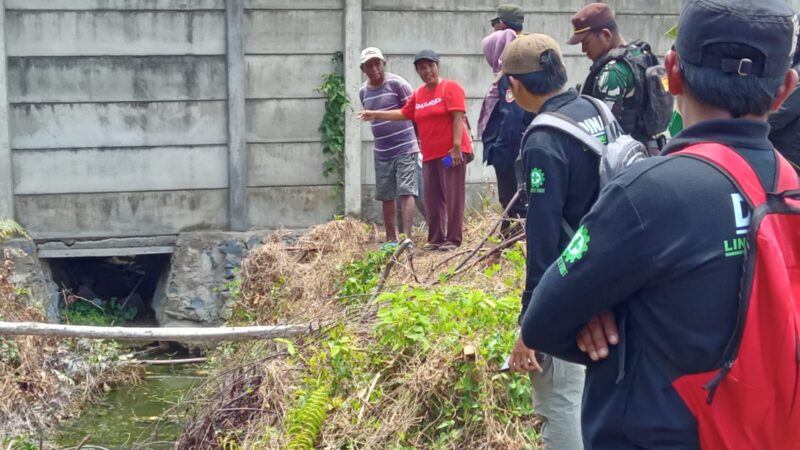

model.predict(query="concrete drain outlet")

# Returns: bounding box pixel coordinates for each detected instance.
[47,254,170,326]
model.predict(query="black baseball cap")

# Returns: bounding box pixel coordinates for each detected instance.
[413,49,440,65]
[676,0,797,77]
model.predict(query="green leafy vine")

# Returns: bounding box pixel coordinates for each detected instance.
[318,51,348,192]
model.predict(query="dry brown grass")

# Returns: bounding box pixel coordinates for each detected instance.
[0,248,62,432]
[238,218,380,325]
[0,248,141,437]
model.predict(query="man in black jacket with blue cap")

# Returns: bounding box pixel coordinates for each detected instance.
[520,0,799,447]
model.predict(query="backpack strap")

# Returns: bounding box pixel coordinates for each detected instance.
[673,143,800,405]
[523,113,605,156]
[775,153,800,192]
[581,95,621,142]
[582,46,628,96]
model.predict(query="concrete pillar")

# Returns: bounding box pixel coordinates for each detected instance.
[226,0,247,231]
[0,0,13,220]
[343,0,363,217]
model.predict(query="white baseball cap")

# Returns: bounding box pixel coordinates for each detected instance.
[360,47,385,64]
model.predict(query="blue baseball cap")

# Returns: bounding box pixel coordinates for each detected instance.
[675,0,797,77]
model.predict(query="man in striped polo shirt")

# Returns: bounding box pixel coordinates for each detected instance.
[359,47,421,243]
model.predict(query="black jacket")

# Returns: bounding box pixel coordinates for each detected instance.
[482,75,534,169]
[519,88,606,317]
[521,119,783,449]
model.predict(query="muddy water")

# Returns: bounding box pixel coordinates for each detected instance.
[54,363,203,449]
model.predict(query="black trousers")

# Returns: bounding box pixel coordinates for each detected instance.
[494,165,526,234]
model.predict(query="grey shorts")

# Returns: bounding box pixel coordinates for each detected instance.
[374,152,419,201]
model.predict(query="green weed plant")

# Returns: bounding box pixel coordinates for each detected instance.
[276,248,535,447]
[64,297,138,326]
[337,246,394,301]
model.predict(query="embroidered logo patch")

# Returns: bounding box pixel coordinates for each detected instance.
[505,88,515,103]
[530,168,545,193]
[557,226,590,276]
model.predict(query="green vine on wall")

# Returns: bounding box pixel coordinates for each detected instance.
[318,51,348,193]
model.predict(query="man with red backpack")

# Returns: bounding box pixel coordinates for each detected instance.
[520,0,800,448]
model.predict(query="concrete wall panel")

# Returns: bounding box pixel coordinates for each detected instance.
[246,55,329,99]
[615,14,675,55]
[610,1,681,14]
[247,186,338,228]
[364,11,673,57]
[8,56,227,103]
[246,0,342,9]
[7,11,225,57]
[15,189,229,239]
[364,11,570,55]
[7,0,224,9]
[246,98,324,143]
[247,143,328,187]
[13,146,228,194]
[365,1,681,15]
[245,10,343,54]
[11,101,227,149]
[365,0,587,12]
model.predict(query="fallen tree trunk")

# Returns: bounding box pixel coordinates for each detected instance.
[0,321,315,342]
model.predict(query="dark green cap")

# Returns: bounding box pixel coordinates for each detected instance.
[492,4,524,24]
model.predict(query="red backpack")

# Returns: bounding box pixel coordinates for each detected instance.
[672,143,800,449]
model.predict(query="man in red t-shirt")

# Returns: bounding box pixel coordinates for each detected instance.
[359,49,472,251]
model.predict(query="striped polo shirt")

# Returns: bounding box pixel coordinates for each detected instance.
[359,73,419,160]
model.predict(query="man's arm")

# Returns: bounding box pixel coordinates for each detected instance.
[592,60,636,121]
[357,109,405,121]
[443,82,467,166]
[519,142,570,319]
[521,182,654,362]
[450,111,465,166]
[510,139,571,372]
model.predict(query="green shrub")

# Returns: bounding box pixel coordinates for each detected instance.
[64,297,137,325]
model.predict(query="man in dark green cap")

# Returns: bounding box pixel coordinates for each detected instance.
[490,3,524,32]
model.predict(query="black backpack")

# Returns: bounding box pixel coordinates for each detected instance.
[582,40,674,142]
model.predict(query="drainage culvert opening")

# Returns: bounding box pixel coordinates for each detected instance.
[47,254,170,326]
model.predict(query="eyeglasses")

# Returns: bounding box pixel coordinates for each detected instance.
[491,18,501,27]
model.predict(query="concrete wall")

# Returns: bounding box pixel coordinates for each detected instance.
[4,0,791,239]
[244,0,343,228]
[6,1,229,239]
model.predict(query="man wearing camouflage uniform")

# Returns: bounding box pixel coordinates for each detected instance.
[568,4,634,127]
[567,3,678,156]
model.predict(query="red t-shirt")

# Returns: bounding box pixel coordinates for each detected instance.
[400,79,473,162]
